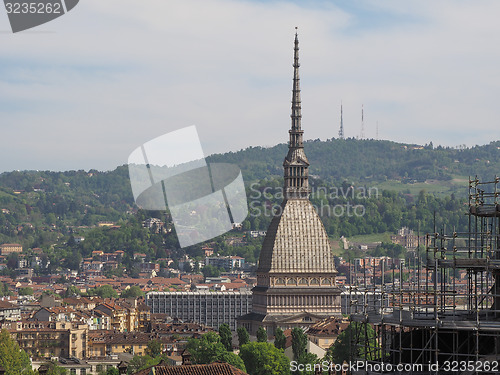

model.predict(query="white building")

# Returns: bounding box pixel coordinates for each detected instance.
[146,291,252,330]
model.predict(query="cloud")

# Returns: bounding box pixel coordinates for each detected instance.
[0,0,499,172]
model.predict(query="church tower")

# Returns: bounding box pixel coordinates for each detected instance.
[238,31,341,335]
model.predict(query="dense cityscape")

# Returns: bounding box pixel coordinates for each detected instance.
[0,30,498,375]
[3,0,500,370]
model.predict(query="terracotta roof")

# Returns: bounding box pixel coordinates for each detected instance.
[0,300,17,309]
[135,363,248,375]
[91,332,180,345]
[307,317,348,336]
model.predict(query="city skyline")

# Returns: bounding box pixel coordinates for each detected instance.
[1,0,500,173]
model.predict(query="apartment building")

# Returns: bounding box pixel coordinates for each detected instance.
[9,321,88,360]
[146,291,252,330]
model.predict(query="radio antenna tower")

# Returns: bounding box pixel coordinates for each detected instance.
[360,104,365,139]
[338,102,345,139]
[376,121,379,140]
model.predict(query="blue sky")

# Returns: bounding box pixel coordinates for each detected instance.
[1,0,499,172]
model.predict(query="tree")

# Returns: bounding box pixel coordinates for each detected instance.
[274,327,286,350]
[18,287,34,296]
[0,329,32,375]
[86,284,118,298]
[121,286,145,299]
[239,342,290,375]
[63,285,80,298]
[293,353,319,375]
[125,355,170,374]
[6,253,18,270]
[186,332,224,363]
[256,326,267,342]
[291,328,307,360]
[202,264,220,278]
[186,332,246,371]
[104,369,119,375]
[327,322,378,364]
[218,351,246,371]
[219,324,232,351]
[0,282,12,297]
[237,327,250,347]
[145,340,162,358]
[43,361,67,375]
[127,355,154,374]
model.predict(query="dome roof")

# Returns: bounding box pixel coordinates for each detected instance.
[284,148,309,165]
[257,199,337,274]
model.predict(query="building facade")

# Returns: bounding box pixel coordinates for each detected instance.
[0,243,22,255]
[10,321,88,360]
[146,291,252,330]
[205,256,245,271]
[238,31,341,336]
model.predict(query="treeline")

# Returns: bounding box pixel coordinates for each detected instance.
[0,138,496,270]
[245,178,469,237]
[0,178,472,269]
[208,138,500,183]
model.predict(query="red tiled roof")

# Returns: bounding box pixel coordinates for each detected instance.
[136,363,248,375]
[0,300,17,309]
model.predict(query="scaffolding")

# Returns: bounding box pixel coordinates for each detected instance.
[348,176,500,374]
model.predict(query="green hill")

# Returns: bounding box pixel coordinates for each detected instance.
[0,138,497,263]
[208,138,500,187]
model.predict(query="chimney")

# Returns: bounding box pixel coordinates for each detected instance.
[117,361,128,375]
[38,364,49,375]
[181,349,192,365]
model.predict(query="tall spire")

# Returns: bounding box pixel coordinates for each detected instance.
[291,28,302,134]
[284,28,310,200]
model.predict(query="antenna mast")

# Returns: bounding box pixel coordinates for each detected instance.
[360,104,365,139]
[338,102,344,139]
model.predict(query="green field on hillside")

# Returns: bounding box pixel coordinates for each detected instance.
[347,232,393,244]
[373,176,469,198]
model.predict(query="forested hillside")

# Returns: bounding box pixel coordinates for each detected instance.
[208,138,500,183]
[0,138,497,271]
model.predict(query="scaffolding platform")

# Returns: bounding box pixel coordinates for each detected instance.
[349,176,500,375]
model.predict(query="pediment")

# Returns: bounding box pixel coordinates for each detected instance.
[276,311,324,324]
[283,158,309,167]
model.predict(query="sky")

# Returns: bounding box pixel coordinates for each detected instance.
[1,0,500,173]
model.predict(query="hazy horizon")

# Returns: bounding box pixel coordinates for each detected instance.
[2,0,500,173]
